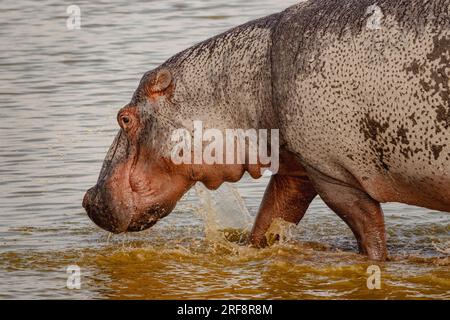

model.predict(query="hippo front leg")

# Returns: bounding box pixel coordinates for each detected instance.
[250,175,317,247]
[307,169,388,261]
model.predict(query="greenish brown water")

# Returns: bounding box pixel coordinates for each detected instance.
[0,0,449,299]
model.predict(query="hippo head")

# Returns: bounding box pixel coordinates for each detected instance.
[82,67,263,233]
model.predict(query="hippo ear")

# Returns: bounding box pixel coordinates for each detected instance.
[150,68,173,93]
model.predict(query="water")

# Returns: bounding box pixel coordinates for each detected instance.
[0,0,449,300]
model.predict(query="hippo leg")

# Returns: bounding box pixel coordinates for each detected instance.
[250,175,317,247]
[307,170,388,261]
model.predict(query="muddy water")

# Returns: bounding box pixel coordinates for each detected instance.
[0,0,449,299]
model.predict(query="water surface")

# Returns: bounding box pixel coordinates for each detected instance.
[0,0,449,299]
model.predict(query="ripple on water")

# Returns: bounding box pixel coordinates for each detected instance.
[0,225,448,299]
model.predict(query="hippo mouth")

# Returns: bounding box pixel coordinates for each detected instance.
[127,215,159,231]
[127,203,169,231]
[82,184,169,234]
[83,167,187,234]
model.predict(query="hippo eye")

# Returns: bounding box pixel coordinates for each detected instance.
[117,107,138,132]
[122,116,130,125]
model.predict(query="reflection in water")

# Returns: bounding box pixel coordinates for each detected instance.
[0,0,449,299]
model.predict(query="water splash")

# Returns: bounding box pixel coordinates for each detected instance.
[194,182,253,245]
[264,218,298,246]
[194,182,300,249]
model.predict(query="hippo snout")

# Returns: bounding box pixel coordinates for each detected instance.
[82,185,131,234]
[82,186,96,210]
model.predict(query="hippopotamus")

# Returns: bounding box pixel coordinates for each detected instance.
[83,0,450,261]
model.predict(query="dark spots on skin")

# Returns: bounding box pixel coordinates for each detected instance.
[399,146,413,160]
[396,126,409,145]
[435,105,450,129]
[359,113,389,141]
[376,148,390,171]
[435,124,442,134]
[359,113,394,171]
[430,68,449,103]
[419,35,450,129]
[431,144,445,160]
[408,112,417,126]
[427,35,450,62]
[347,154,354,161]
[404,59,424,76]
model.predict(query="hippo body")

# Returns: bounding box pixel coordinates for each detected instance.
[275,0,450,210]
[83,0,450,261]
